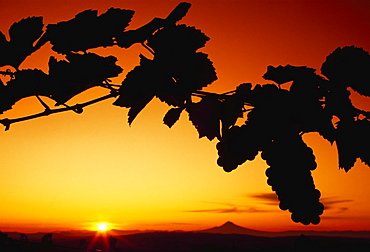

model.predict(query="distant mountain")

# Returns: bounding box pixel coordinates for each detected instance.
[197,221,274,237]
[198,221,370,239]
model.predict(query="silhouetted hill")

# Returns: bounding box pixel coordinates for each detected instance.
[0,221,370,252]
[3,224,370,252]
[119,231,294,251]
[198,221,370,239]
[118,231,370,252]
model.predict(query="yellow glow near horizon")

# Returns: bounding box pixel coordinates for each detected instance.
[96,223,110,232]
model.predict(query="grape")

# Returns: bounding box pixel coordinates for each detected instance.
[262,132,323,225]
[216,125,260,172]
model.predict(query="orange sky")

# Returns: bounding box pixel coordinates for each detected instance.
[0,0,370,233]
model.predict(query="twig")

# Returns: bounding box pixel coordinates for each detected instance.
[35,95,51,111]
[0,92,117,131]
[192,90,230,98]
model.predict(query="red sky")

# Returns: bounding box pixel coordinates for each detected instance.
[0,0,370,233]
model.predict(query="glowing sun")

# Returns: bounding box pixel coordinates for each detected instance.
[96,223,109,231]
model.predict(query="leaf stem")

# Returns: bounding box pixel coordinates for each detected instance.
[35,95,51,111]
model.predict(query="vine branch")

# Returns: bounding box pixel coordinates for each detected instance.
[0,85,242,131]
[0,92,118,131]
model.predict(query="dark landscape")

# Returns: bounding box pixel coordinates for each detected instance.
[2,222,370,251]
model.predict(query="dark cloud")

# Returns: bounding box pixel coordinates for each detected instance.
[186,206,270,214]
[247,193,279,205]
[321,197,353,210]
[320,197,352,220]
[186,195,353,217]
[185,201,277,214]
[339,207,349,212]
[246,193,353,211]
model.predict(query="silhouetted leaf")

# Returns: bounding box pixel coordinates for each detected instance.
[113,55,172,124]
[263,65,328,97]
[115,3,191,48]
[220,83,252,131]
[0,69,49,113]
[165,2,192,23]
[48,53,122,105]
[7,69,50,95]
[98,8,134,37]
[296,105,336,142]
[248,84,292,110]
[147,24,209,54]
[115,18,165,48]
[155,86,185,107]
[127,95,154,125]
[119,23,216,108]
[321,46,370,96]
[335,121,358,172]
[325,87,358,122]
[163,107,184,128]
[187,96,221,140]
[356,120,370,166]
[40,8,134,53]
[235,83,253,94]
[0,17,44,68]
[263,65,298,85]
[9,17,43,47]
[335,119,370,170]
[174,52,217,92]
[154,52,217,106]
[114,48,215,124]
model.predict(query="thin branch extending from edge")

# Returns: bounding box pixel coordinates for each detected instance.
[0,92,117,131]
[192,90,231,98]
[0,87,252,131]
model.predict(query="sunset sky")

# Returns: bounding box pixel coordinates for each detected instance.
[1,0,370,233]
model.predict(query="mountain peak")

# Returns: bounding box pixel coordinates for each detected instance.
[219,221,240,228]
[198,221,269,236]
[217,221,255,232]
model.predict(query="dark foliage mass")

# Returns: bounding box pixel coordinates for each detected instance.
[37,8,135,53]
[0,2,369,225]
[113,24,217,124]
[48,53,122,105]
[0,53,122,113]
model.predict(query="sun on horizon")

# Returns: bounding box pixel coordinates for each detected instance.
[96,223,110,232]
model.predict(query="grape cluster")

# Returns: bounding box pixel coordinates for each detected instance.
[261,132,323,225]
[216,125,261,172]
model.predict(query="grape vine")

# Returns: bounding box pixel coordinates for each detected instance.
[1,2,370,225]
